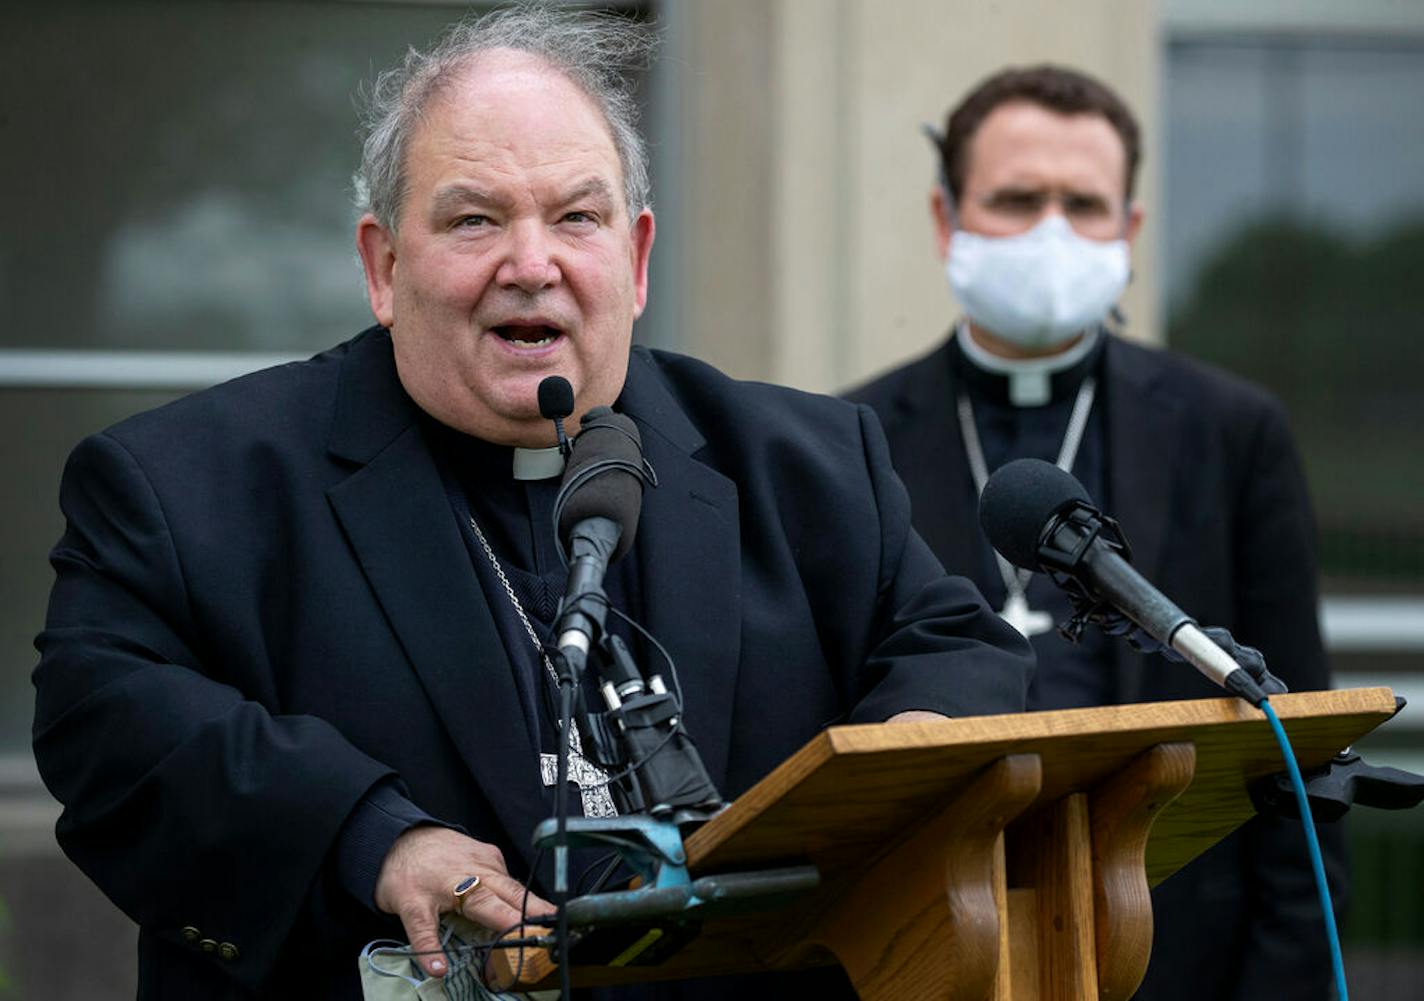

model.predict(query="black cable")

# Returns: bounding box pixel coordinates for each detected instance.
[555,678,575,1000]
[604,602,685,710]
[510,845,546,987]
[550,589,685,711]
[576,851,625,896]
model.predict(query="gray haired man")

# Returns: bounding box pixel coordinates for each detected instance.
[34,7,1031,999]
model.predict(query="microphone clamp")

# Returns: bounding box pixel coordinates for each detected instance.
[1035,500,1132,574]
[1032,502,1134,642]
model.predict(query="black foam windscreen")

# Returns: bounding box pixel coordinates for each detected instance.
[979,458,1093,571]
[537,375,575,420]
[555,408,645,563]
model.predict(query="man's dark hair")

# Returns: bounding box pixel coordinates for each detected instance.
[934,64,1141,204]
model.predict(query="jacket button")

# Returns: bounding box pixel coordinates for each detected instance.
[219,942,240,962]
[180,926,200,944]
[199,938,217,954]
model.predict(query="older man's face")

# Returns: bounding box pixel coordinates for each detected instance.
[358,50,654,446]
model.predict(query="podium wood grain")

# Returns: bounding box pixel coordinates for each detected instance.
[806,754,1041,1000]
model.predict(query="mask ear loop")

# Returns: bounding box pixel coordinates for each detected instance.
[362,940,426,988]
[921,122,958,229]
[1108,197,1136,331]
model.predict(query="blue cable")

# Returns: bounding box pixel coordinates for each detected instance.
[1259,697,1349,1001]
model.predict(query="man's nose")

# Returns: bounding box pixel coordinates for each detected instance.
[1038,203,1069,226]
[496,222,560,292]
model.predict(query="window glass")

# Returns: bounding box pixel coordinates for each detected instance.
[3,4,470,352]
[1165,37,1424,590]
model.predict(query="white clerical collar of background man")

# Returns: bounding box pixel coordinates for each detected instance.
[512,445,565,481]
[956,319,1102,407]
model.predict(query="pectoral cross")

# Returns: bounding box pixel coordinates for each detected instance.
[999,592,1055,639]
[540,740,619,818]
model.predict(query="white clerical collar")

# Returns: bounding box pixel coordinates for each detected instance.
[955,320,1101,407]
[511,445,566,481]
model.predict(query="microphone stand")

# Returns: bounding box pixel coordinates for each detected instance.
[552,662,577,1001]
[549,518,621,1001]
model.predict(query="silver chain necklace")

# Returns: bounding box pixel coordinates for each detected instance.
[466,515,618,817]
[955,374,1097,639]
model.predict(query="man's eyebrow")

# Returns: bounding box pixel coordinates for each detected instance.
[430,184,510,216]
[982,184,1049,201]
[561,177,616,209]
[983,183,1111,203]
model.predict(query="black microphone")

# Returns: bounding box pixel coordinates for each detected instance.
[979,458,1268,705]
[550,407,647,669]
[537,375,575,457]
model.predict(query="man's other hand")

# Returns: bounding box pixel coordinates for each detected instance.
[886,710,951,723]
[373,826,554,978]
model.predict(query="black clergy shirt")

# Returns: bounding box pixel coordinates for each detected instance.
[951,333,1115,711]
[424,416,645,764]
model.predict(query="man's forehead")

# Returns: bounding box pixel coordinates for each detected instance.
[965,100,1128,194]
[438,50,616,147]
[406,50,625,189]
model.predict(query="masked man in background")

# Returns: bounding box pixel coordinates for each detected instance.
[848,65,1345,1000]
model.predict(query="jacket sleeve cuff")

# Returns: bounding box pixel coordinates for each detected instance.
[334,780,446,913]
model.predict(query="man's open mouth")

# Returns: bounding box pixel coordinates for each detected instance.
[492,324,561,348]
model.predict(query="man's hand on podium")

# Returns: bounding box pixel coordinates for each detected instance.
[886,710,952,724]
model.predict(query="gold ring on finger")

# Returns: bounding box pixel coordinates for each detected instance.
[453,875,481,908]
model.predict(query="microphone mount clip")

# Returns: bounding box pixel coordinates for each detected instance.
[1032,501,1135,643]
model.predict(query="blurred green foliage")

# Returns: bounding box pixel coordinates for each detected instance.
[1169,215,1424,585]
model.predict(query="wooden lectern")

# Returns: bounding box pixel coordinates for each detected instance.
[495,687,1398,999]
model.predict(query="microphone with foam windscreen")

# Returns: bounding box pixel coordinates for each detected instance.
[550,406,647,663]
[979,458,1268,705]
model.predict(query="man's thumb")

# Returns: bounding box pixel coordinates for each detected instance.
[401,905,448,978]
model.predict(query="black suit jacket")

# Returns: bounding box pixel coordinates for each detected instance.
[848,333,1343,1001]
[33,327,1032,1000]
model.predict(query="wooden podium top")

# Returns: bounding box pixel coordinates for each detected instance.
[687,687,1398,885]
[508,688,1398,988]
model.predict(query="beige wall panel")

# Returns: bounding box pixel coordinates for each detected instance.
[676,0,777,381]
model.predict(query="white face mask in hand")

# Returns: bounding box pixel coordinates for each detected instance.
[359,916,556,1001]
[947,214,1130,351]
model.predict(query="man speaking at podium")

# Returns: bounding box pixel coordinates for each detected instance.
[848,66,1343,999]
[31,7,1031,999]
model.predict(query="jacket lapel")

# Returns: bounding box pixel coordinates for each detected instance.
[324,331,548,858]
[882,341,982,581]
[618,351,741,794]
[1103,337,1184,703]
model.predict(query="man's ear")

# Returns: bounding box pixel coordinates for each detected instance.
[930,187,953,261]
[356,214,397,329]
[630,208,656,319]
[1123,200,1145,248]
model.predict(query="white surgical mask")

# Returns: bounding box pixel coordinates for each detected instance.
[946,214,1129,351]
[359,917,556,1001]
